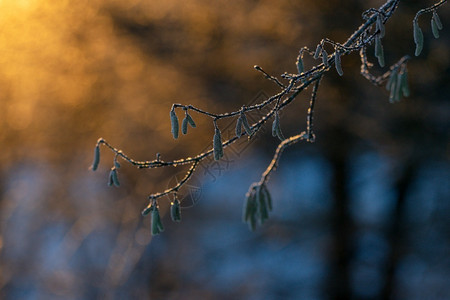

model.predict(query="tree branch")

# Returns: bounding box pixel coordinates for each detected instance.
[91,0,447,232]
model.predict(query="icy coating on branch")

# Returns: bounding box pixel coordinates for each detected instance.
[91,0,447,234]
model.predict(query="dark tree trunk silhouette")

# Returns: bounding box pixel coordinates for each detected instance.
[381,160,417,300]
[325,129,354,300]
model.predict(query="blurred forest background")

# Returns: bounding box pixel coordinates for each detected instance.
[0,0,449,299]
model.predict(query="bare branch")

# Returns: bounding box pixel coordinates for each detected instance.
[91,0,447,232]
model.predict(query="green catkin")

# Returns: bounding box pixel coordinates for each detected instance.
[389,74,400,103]
[377,14,385,38]
[389,86,396,103]
[248,197,257,231]
[141,204,153,216]
[108,170,114,186]
[114,160,120,169]
[151,206,164,235]
[235,117,243,138]
[387,69,399,103]
[433,11,443,30]
[170,109,179,139]
[181,116,189,135]
[413,20,424,56]
[213,127,223,161]
[272,112,284,141]
[322,49,329,67]
[375,36,385,67]
[276,125,285,141]
[240,112,253,136]
[170,198,181,222]
[151,217,159,235]
[395,72,403,102]
[186,113,196,128]
[314,44,322,59]
[261,184,272,211]
[257,185,269,223]
[296,53,304,74]
[109,168,120,187]
[386,68,398,91]
[248,213,257,231]
[335,50,344,76]
[259,203,269,223]
[243,190,258,231]
[400,69,410,97]
[272,112,280,137]
[157,216,164,232]
[92,145,100,171]
[431,17,440,39]
[243,192,252,222]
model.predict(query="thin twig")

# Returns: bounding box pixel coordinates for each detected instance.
[93,0,446,216]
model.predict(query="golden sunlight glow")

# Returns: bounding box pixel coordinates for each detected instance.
[0,0,297,161]
[0,1,108,130]
[0,0,36,10]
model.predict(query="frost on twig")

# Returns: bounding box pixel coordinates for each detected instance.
[91,0,447,233]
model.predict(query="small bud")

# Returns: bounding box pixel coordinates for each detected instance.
[235,116,243,138]
[108,171,114,186]
[181,116,189,135]
[108,168,120,187]
[335,50,344,76]
[433,11,443,30]
[389,74,400,103]
[186,113,196,128]
[248,212,257,231]
[261,184,272,211]
[387,70,399,103]
[413,20,424,56]
[170,109,179,139]
[242,189,257,231]
[242,192,253,222]
[386,68,398,91]
[240,111,253,136]
[151,205,164,235]
[322,49,329,67]
[141,204,154,216]
[272,112,285,141]
[170,198,181,222]
[296,53,304,74]
[375,36,385,67]
[314,44,322,59]
[431,17,440,39]
[256,185,269,223]
[276,123,285,141]
[213,127,223,161]
[91,145,100,171]
[389,86,396,103]
[114,160,121,169]
[400,69,410,97]
[272,113,279,137]
[394,72,404,102]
